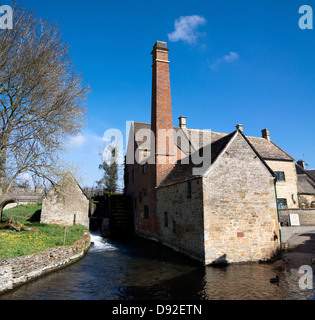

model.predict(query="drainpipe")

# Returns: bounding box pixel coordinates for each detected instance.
[274,178,282,244]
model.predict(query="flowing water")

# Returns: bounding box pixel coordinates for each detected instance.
[0,232,314,300]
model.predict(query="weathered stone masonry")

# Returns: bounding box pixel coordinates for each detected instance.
[157,178,205,262]
[203,134,280,264]
[156,133,280,265]
[0,232,90,294]
[41,173,90,229]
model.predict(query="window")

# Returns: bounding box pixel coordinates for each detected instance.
[164,212,168,228]
[172,219,176,233]
[187,181,192,199]
[139,191,143,203]
[275,171,285,182]
[132,169,135,183]
[278,198,288,209]
[143,164,146,174]
[144,205,149,219]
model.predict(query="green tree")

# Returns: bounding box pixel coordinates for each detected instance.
[97,147,118,193]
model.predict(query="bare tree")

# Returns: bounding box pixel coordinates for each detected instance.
[0,3,89,203]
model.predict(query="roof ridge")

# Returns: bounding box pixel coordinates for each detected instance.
[269,140,294,161]
[132,122,293,161]
[296,164,315,183]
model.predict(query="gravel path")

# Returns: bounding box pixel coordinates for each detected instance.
[281,226,315,253]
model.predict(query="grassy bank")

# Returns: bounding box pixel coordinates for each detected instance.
[0,204,88,259]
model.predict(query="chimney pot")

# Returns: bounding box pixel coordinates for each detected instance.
[179,116,187,129]
[236,124,243,133]
[262,129,270,141]
[297,160,305,169]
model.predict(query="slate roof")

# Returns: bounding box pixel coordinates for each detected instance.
[297,174,315,194]
[307,170,315,180]
[158,132,236,187]
[131,122,294,161]
[296,164,315,195]
[129,122,294,187]
[246,137,293,161]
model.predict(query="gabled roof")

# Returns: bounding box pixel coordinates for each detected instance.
[245,137,294,161]
[296,164,315,195]
[158,130,275,188]
[307,169,315,181]
[45,172,89,200]
[297,175,315,195]
[158,131,236,187]
[131,122,294,161]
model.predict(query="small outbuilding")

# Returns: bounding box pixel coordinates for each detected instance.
[41,173,90,228]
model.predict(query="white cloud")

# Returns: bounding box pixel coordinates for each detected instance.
[68,133,86,148]
[223,52,239,62]
[210,52,240,70]
[168,15,207,44]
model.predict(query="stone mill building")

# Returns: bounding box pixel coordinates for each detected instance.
[125,41,310,265]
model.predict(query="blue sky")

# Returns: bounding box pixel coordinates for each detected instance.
[9,0,315,186]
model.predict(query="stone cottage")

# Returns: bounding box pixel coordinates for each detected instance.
[125,41,285,264]
[296,160,315,208]
[41,173,90,228]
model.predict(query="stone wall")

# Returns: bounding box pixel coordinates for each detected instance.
[0,232,90,294]
[299,194,315,209]
[41,173,90,228]
[203,134,280,264]
[265,160,299,209]
[156,178,205,263]
[279,209,315,226]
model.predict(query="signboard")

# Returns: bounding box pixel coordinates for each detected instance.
[289,213,300,226]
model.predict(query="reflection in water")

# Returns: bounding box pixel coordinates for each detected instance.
[0,232,314,300]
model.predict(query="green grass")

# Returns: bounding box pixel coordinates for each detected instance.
[0,204,88,259]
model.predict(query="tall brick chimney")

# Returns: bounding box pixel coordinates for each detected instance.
[151,41,175,186]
